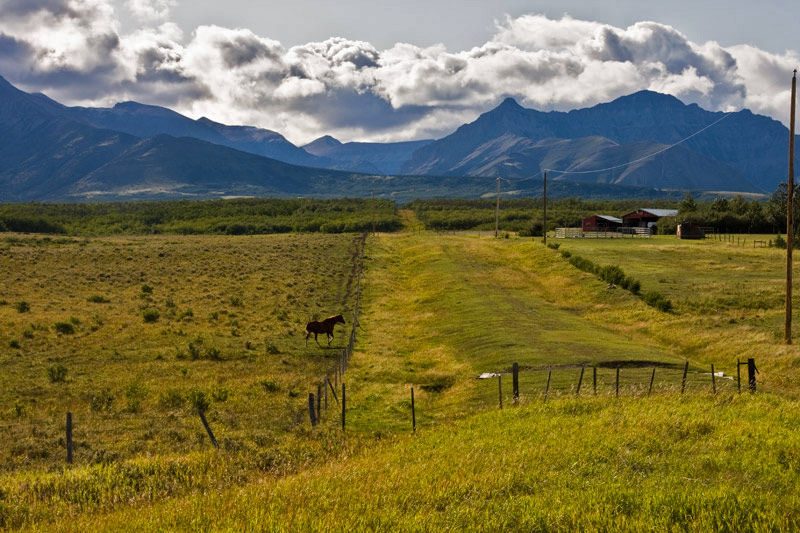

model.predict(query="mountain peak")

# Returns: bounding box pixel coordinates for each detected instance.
[496,97,524,111]
[607,90,684,108]
[303,135,343,156]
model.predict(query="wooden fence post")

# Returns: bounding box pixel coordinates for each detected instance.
[737,358,741,393]
[648,367,656,395]
[66,412,73,464]
[747,358,757,392]
[341,383,346,431]
[328,378,340,405]
[411,387,416,433]
[498,375,503,409]
[544,370,551,401]
[198,409,219,448]
[317,384,322,420]
[681,361,689,394]
[593,366,597,395]
[324,378,328,410]
[615,367,620,397]
[308,393,317,427]
[576,367,584,397]
[512,362,519,404]
[711,364,716,394]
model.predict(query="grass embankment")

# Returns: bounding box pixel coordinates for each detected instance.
[46,394,800,532]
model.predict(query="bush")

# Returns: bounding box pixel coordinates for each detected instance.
[260,379,280,393]
[599,265,626,286]
[546,242,560,250]
[15,301,30,313]
[774,235,787,249]
[124,382,148,413]
[47,364,68,383]
[9,339,20,349]
[90,389,115,413]
[87,295,110,303]
[187,389,211,412]
[643,291,673,312]
[141,284,153,294]
[560,250,571,259]
[142,308,160,323]
[54,322,75,335]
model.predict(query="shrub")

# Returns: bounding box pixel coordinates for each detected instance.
[141,284,153,294]
[643,291,673,312]
[9,339,20,349]
[87,295,110,303]
[205,347,221,360]
[599,265,626,286]
[266,343,281,355]
[229,294,244,307]
[15,301,30,313]
[124,382,148,413]
[560,250,571,259]
[54,322,75,335]
[774,235,787,249]
[142,308,160,323]
[90,389,115,413]
[260,379,279,393]
[546,242,560,250]
[159,389,185,409]
[187,389,211,412]
[47,364,68,383]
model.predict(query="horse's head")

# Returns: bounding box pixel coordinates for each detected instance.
[333,314,345,325]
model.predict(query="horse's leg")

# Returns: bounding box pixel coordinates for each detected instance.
[305,331,310,347]
[327,331,333,346]
[314,333,322,348]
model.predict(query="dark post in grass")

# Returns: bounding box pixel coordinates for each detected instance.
[308,393,317,427]
[328,378,339,405]
[593,366,597,395]
[747,358,757,392]
[711,364,716,394]
[648,367,656,395]
[411,387,416,433]
[66,412,73,464]
[198,409,219,448]
[341,382,346,431]
[737,358,741,393]
[681,361,689,394]
[317,384,322,420]
[324,379,328,410]
[576,367,584,397]
[512,362,519,404]
[544,370,551,401]
[498,374,503,409]
[615,367,620,398]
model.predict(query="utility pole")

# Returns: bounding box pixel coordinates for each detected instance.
[494,177,501,238]
[371,190,376,236]
[787,70,797,344]
[543,170,548,245]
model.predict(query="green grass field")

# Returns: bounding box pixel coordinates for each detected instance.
[2,227,800,530]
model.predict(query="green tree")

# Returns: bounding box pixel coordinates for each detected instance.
[710,197,729,212]
[729,195,748,215]
[679,193,697,214]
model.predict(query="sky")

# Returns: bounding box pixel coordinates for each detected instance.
[0,0,798,145]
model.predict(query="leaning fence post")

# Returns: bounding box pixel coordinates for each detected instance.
[512,362,519,404]
[711,364,716,394]
[66,412,73,464]
[681,361,689,394]
[544,370,551,401]
[327,377,339,405]
[411,387,416,433]
[593,366,597,395]
[341,383,346,431]
[324,378,328,410]
[576,367,584,397]
[747,358,757,392]
[615,367,620,397]
[317,384,322,420]
[308,393,317,427]
[198,409,219,448]
[648,367,656,395]
[498,375,503,409]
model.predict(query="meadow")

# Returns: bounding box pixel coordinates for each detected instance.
[2,213,800,530]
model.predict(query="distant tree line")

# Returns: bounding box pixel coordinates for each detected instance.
[0,198,402,236]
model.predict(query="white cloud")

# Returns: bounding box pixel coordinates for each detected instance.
[0,6,797,143]
[126,0,175,23]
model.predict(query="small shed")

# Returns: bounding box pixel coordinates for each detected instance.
[677,222,704,239]
[582,215,623,232]
[621,208,678,229]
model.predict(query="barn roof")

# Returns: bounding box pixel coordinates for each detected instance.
[622,208,678,218]
[595,215,622,223]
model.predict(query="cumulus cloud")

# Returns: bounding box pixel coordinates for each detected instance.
[0,4,797,143]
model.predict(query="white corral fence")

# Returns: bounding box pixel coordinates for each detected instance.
[555,227,652,239]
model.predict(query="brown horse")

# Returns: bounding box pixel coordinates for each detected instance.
[305,314,345,347]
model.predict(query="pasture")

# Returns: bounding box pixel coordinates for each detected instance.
[2,224,800,530]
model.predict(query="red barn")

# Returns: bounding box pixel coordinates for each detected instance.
[621,209,678,229]
[582,215,623,232]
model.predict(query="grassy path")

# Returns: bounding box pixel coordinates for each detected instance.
[345,233,687,432]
